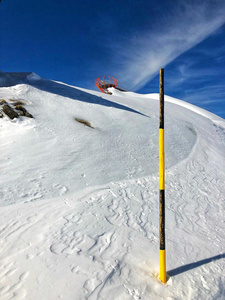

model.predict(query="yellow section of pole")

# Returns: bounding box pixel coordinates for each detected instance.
[159,250,166,283]
[159,128,165,190]
[159,68,167,283]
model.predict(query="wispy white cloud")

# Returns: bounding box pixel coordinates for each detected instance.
[183,84,225,102]
[166,62,225,87]
[111,1,225,90]
[164,55,225,115]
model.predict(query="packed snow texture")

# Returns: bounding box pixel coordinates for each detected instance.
[0,74,224,299]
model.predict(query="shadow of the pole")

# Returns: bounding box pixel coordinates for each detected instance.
[167,253,225,277]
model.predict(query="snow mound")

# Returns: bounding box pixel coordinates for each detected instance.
[0,78,224,300]
[0,81,197,205]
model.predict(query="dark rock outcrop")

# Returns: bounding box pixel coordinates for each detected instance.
[3,104,19,119]
[15,105,33,118]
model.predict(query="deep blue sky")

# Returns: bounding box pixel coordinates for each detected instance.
[1,0,225,118]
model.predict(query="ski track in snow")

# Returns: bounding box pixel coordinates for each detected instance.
[0,80,225,299]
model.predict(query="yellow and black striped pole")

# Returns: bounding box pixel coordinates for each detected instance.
[159,68,166,283]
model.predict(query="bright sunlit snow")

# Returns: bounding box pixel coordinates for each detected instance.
[0,74,224,299]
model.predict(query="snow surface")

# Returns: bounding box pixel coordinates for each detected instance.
[0,76,225,299]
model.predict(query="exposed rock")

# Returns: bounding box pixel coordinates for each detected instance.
[0,111,3,118]
[3,104,19,119]
[75,118,94,128]
[0,99,7,105]
[11,100,25,106]
[15,105,33,118]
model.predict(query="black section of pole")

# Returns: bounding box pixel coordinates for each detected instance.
[159,68,164,129]
[159,190,165,250]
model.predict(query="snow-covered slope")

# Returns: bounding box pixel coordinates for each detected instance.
[0,74,224,299]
